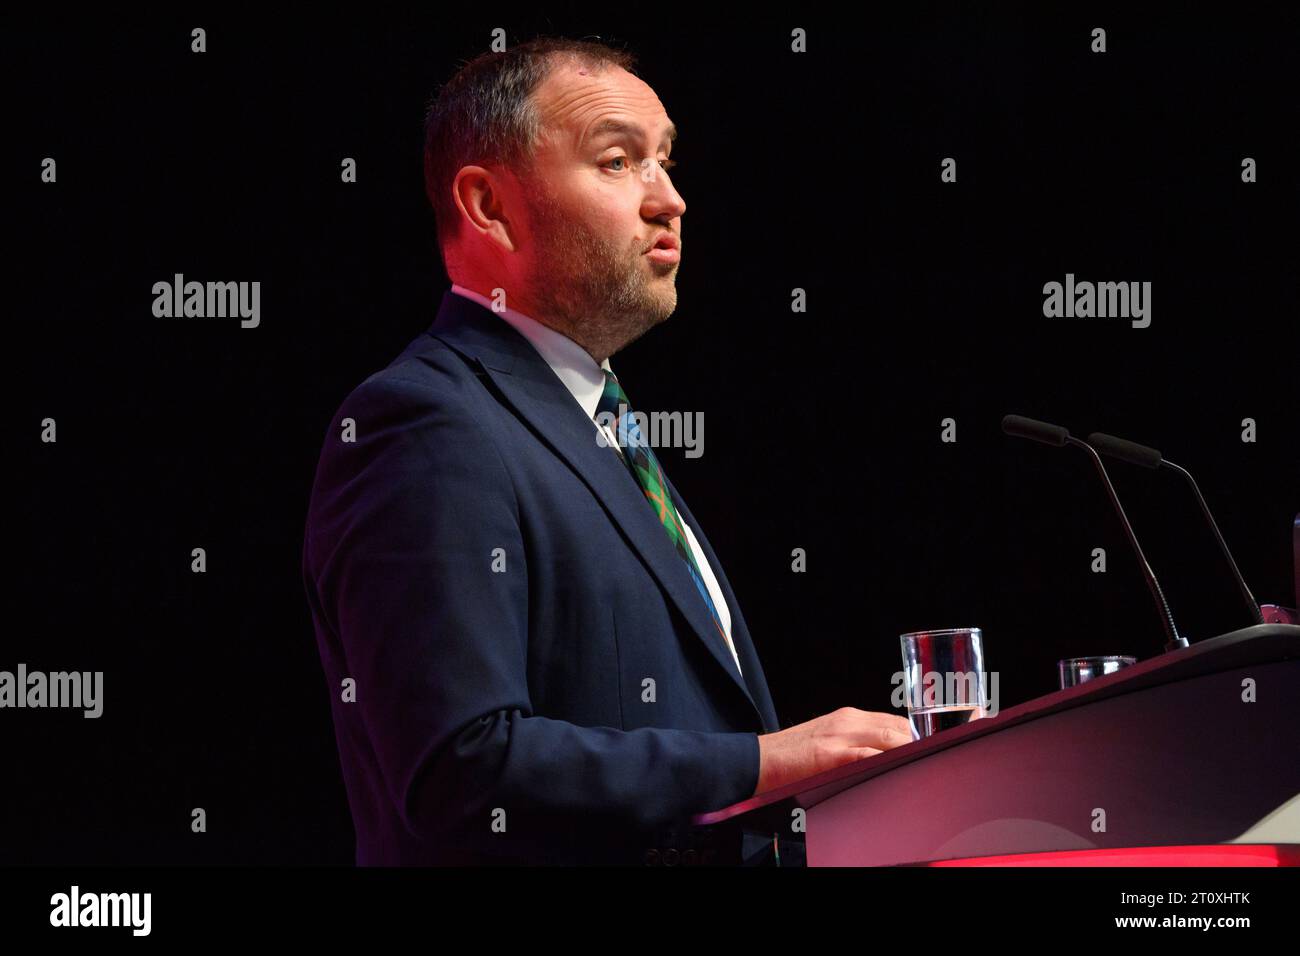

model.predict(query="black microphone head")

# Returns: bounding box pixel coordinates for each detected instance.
[1002,414,1071,447]
[1087,432,1164,469]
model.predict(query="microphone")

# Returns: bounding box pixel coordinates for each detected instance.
[1001,415,1188,653]
[1087,431,1265,626]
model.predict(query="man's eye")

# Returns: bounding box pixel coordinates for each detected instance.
[602,157,677,173]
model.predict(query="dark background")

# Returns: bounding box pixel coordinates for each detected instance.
[10,6,1297,863]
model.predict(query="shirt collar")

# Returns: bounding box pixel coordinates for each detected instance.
[449,283,611,420]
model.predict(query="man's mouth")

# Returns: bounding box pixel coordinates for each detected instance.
[645,233,680,263]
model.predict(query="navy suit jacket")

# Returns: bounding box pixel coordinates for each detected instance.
[302,289,781,865]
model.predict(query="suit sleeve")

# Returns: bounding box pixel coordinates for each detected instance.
[305,373,760,853]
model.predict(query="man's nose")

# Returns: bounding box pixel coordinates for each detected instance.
[644,166,685,220]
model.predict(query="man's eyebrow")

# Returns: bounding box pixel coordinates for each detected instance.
[584,118,678,147]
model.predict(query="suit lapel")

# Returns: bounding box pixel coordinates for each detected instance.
[663,475,781,733]
[425,292,760,719]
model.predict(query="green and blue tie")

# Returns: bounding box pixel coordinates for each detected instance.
[595,370,738,670]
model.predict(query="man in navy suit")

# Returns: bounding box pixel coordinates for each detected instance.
[302,37,910,866]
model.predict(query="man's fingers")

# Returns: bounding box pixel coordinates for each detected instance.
[864,717,913,749]
[831,709,914,749]
[848,726,910,750]
[885,712,912,734]
[880,726,912,748]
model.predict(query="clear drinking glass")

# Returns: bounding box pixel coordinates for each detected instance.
[1057,655,1136,689]
[899,627,988,741]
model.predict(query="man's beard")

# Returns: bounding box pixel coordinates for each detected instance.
[521,188,677,363]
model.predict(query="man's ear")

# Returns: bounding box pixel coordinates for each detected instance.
[452,165,519,253]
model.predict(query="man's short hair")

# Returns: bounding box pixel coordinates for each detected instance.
[422,37,637,270]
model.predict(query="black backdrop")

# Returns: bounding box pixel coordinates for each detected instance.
[11,7,1297,864]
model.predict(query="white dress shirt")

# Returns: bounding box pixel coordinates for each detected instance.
[449,283,742,677]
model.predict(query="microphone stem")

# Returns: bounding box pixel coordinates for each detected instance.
[1163,459,1264,625]
[1067,437,1187,651]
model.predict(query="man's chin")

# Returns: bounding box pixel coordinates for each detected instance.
[608,299,676,356]
[646,291,677,325]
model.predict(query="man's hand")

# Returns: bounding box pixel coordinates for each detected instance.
[754,707,913,796]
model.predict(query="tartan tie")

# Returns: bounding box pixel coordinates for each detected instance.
[595,370,738,670]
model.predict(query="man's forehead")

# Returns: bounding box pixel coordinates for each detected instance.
[534,65,673,147]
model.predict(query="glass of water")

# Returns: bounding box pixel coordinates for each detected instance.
[900,627,988,740]
[1057,655,1136,689]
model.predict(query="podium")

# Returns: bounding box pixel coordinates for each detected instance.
[694,624,1300,866]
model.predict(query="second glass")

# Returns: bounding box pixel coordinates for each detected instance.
[1057,655,1136,689]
